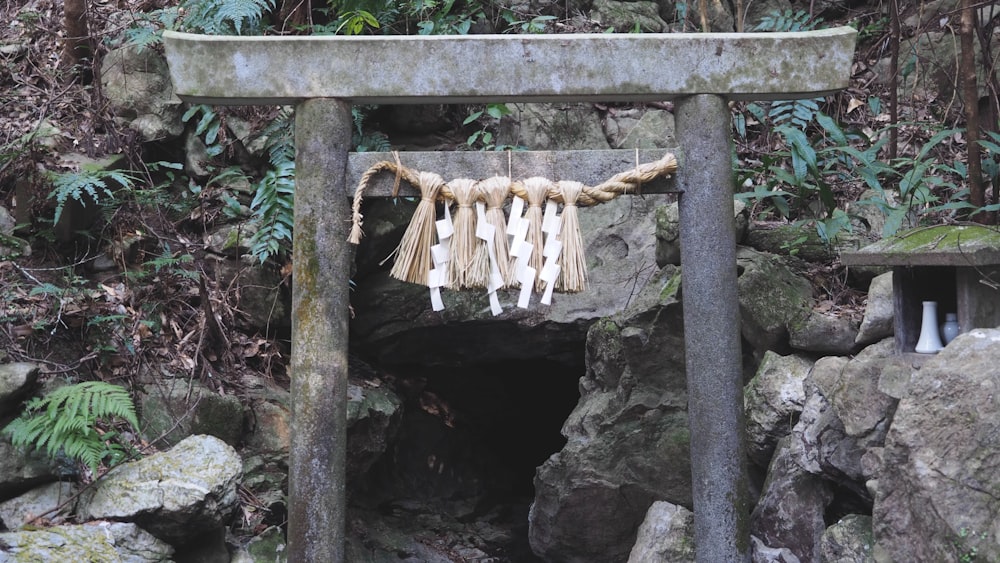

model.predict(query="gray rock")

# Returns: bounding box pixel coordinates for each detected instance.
[822,339,896,439]
[744,351,814,467]
[788,310,860,355]
[204,223,256,256]
[590,0,668,32]
[499,103,610,150]
[231,526,287,563]
[0,521,174,562]
[0,205,15,235]
[346,380,403,478]
[752,535,802,563]
[873,329,1000,563]
[605,108,676,150]
[0,437,57,502]
[820,514,874,563]
[736,248,814,356]
[626,501,695,563]
[751,436,832,562]
[204,255,290,333]
[101,46,184,141]
[0,481,74,529]
[0,362,39,415]
[139,377,244,448]
[656,199,748,267]
[529,265,692,562]
[855,273,893,346]
[79,435,242,543]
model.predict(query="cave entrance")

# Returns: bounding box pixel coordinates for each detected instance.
[356,356,583,560]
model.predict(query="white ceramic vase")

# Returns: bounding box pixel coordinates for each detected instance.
[941,313,960,345]
[915,300,944,354]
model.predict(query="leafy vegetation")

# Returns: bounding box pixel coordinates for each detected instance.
[3,381,141,476]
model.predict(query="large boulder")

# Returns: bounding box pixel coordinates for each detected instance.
[0,437,58,502]
[101,46,184,141]
[79,434,242,543]
[744,351,814,468]
[0,362,39,423]
[736,248,814,357]
[750,436,832,561]
[854,272,893,346]
[0,521,174,562]
[0,481,74,529]
[139,376,244,448]
[528,266,691,563]
[820,514,874,563]
[873,329,1000,562]
[498,103,610,150]
[626,501,695,563]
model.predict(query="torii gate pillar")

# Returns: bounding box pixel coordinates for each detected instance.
[163,27,857,563]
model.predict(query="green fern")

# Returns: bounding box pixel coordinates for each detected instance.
[180,0,274,35]
[248,158,295,263]
[754,9,822,32]
[768,97,823,130]
[47,168,138,224]
[3,381,141,475]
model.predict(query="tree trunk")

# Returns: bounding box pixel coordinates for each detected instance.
[960,0,987,222]
[62,0,91,71]
[888,0,900,160]
[279,0,311,33]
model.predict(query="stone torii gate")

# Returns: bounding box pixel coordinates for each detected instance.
[163,28,855,562]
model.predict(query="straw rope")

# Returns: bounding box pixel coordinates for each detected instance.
[519,177,552,292]
[387,170,446,285]
[556,180,587,293]
[350,152,677,243]
[444,178,483,289]
[477,176,515,287]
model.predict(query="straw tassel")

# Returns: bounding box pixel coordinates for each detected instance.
[444,178,482,288]
[389,170,446,286]
[520,177,552,292]
[556,181,587,292]
[477,176,514,287]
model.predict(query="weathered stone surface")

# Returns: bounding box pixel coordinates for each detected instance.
[751,535,802,563]
[789,351,888,498]
[605,108,676,150]
[0,481,74,529]
[744,351,814,467]
[656,199,748,267]
[0,362,39,417]
[751,436,832,562]
[0,205,15,234]
[501,103,610,150]
[101,46,184,141]
[529,266,691,563]
[0,521,174,562]
[820,514,874,563]
[626,501,695,563]
[231,526,287,563]
[162,29,858,105]
[854,273,893,346]
[788,309,860,355]
[822,339,896,439]
[79,435,242,543]
[0,437,57,502]
[139,377,244,448]
[203,255,290,333]
[590,0,668,32]
[345,379,403,478]
[736,248,814,356]
[873,329,1000,563]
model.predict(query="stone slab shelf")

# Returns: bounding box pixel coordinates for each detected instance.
[841,225,1000,354]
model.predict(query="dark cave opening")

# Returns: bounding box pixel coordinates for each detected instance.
[355,356,583,559]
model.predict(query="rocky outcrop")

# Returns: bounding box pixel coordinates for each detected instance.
[744,351,813,467]
[626,501,695,563]
[529,266,691,562]
[751,436,832,561]
[79,434,242,543]
[0,521,175,562]
[873,329,1000,562]
[0,481,74,529]
[101,46,184,141]
[0,362,39,423]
